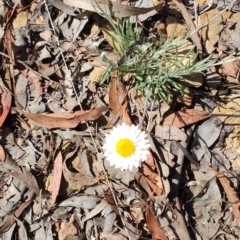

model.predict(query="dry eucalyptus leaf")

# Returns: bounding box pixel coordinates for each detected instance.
[163,109,210,128]
[50,151,63,207]
[0,90,12,127]
[194,117,223,148]
[221,55,240,79]
[82,200,109,222]
[100,232,127,240]
[20,106,107,129]
[155,125,187,142]
[185,178,222,239]
[108,74,122,113]
[0,147,39,194]
[103,211,116,232]
[63,158,100,190]
[0,200,33,234]
[145,206,168,240]
[63,0,163,18]
[210,167,240,228]
[130,0,159,22]
[59,196,100,209]
[58,215,77,240]
[213,98,240,124]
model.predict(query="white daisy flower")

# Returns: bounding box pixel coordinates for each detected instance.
[102,123,150,171]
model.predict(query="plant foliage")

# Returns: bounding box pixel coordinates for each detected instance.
[95,3,218,102]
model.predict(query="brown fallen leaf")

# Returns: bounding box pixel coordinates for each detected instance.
[0,144,5,161]
[20,69,42,100]
[0,146,39,194]
[145,206,168,240]
[107,72,132,126]
[144,152,155,169]
[210,166,240,227]
[20,105,107,129]
[135,171,154,200]
[0,90,12,127]
[63,0,163,18]
[58,215,77,240]
[198,9,232,53]
[0,199,33,233]
[109,73,121,114]
[141,165,164,196]
[121,99,132,125]
[221,55,240,79]
[162,109,210,128]
[100,232,127,240]
[63,156,100,190]
[63,169,100,190]
[50,151,63,208]
[166,16,187,39]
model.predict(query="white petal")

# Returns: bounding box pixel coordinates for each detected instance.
[102,123,150,171]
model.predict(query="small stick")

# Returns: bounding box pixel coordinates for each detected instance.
[173,0,203,56]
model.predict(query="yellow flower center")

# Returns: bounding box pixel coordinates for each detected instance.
[116,138,135,157]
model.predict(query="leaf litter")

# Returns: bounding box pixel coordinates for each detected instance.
[0,0,240,239]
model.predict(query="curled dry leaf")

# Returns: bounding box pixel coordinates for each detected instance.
[20,105,107,129]
[163,109,210,128]
[63,0,163,18]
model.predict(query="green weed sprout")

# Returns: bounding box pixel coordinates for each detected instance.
[94,4,219,102]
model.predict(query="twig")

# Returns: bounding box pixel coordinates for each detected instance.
[173,0,202,56]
